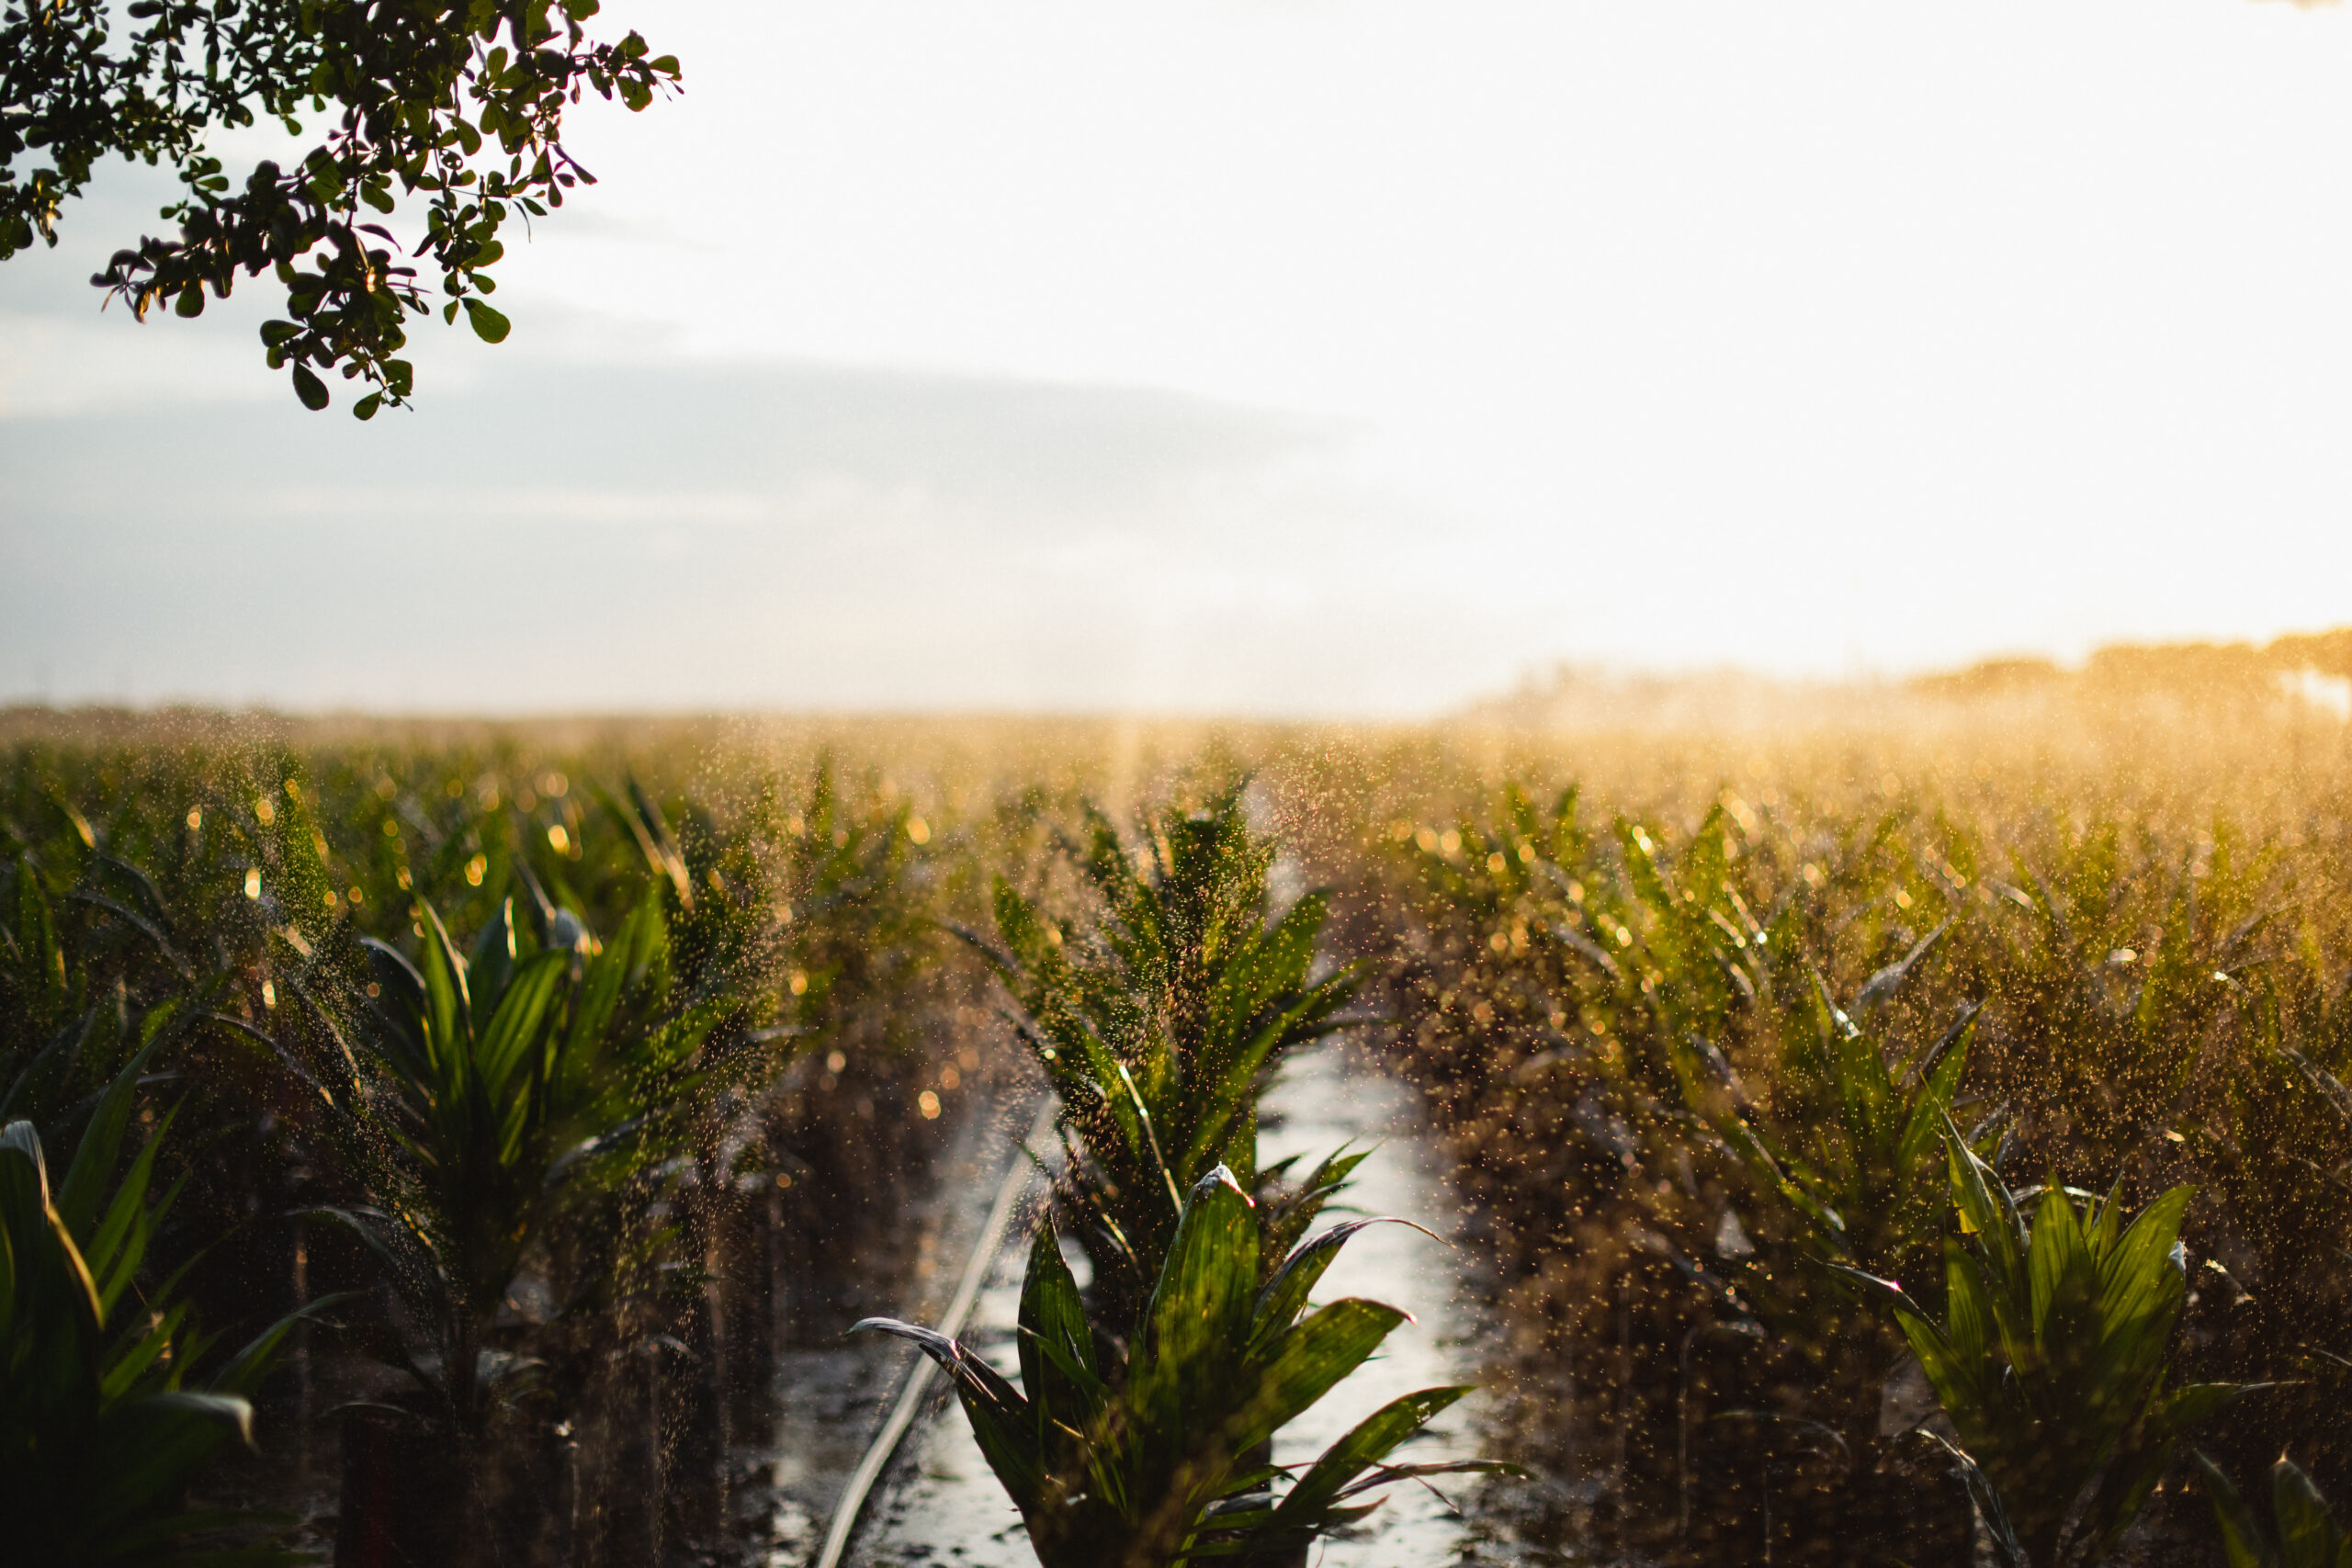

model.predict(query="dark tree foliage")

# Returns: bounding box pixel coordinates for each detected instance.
[0,0,678,416]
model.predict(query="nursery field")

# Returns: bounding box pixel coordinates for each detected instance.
[5,690,2350,1568]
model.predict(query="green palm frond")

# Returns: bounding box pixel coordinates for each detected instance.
[2,1052,326,1565]
[858,1166,1509,1568]
[323,889,720,1434]
[1843,1123,2246,1568]
[980,788,1364,1332]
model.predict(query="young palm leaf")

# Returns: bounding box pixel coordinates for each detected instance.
[1726,959,1982,1303]
[1842,1121,2245,1567]
[978,789,1363,1332]
[2197,1451,2352,1568]
[0,1052,329,1565]
[856,1165,1505,1568]
[314,889,722,1436]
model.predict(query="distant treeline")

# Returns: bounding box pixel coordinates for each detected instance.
[1471,628,2352,734]
[1910,628,2352,699]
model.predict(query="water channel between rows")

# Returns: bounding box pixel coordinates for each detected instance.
[814,1043,1502,1567]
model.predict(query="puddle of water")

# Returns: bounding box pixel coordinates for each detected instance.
[747,1087,1046,1566]
[756,1342,886,1564]
[856,1042,1503,1566]
[850,1226,1040,1566]
[1256,1043,1489,1565]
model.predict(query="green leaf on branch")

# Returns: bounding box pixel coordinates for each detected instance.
[462,298,511,343]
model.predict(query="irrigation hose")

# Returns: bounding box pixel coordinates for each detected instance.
[811,1096,1057,1568]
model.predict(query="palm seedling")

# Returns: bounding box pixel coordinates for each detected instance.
[1385,784,1602,1047]
[858,1164,1505,1568]
[1596,818,2001,1544]
[3,819,124,1119]
[1400,792,1973,1280]
[1715,939,1982,1304]
[1,1050,322,1566]
[753,753,944,1148]
[977,789,1364,1332]
[2,761,379,1140]
[2,795,218,1127]
[2198,1451,2351,1568]
[312,890,725,1439]
[2186,958,2352,1463]
[1440,795,1976,1311]
[1600,814,1975,1292]
[763,755,936,1052]
[1984,815,2275,1174]
[1391,794,1742,1112]
[1842,1123,2243,1567]
[1662,931,1993,1540]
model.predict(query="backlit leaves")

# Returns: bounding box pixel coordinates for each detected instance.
[856,1166,1507,1568]
[2,0,679,414]
[1848,1131,2243,1568]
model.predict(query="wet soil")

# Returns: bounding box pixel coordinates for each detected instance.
[746,1083,1048,1565]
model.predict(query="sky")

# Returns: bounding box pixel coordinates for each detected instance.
[6,0,2352,716]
